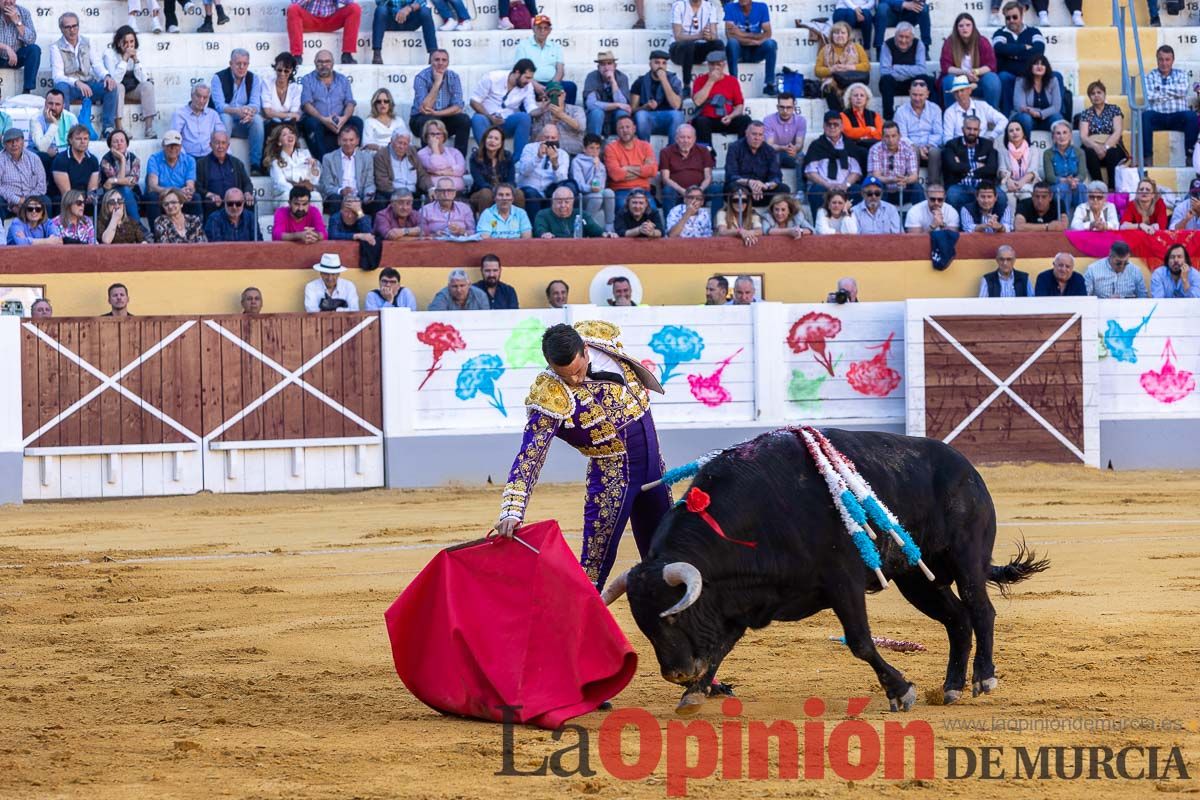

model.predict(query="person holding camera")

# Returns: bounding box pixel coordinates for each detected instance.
[303,253,360,313]
[827,277,859,303]
[515,124,572,218]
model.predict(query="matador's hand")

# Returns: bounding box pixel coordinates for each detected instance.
[494,517,520,538]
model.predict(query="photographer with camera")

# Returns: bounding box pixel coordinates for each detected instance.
[826,276,859,304]
[304,253,360,313]
[516,124,573,218]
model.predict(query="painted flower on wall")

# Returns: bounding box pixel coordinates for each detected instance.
[1103,307,1155,364]
[1139,338,1196,404]
[456,354,507,416]
[787,312,842,376]
[649,325,705,384]
[846,333,902,397]
[687,348,743,407]
[504,318,547,369]
[417,322,467,390]
[788,370,827,408]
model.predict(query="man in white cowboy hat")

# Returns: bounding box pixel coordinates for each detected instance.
[942,74,1006,142]
[303,253,360,312]
[582,50,631,137]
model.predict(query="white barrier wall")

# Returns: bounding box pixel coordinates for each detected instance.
[1096,300,1200,420]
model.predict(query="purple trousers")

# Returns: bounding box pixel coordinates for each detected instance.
[580,413,671,590]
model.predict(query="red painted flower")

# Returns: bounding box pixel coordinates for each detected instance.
[685,487,711,513]
[846,332,902,397]
[787,312,842,376]
[417,322,467,390]
[1140,338,1196,404]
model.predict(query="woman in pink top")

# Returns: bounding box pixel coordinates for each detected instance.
[417,119,467,194]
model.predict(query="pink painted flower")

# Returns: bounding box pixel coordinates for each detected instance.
[846,332,902,397]
[787,313,842,376]
[1140,338,1196,404]
[687,348,743,407]
[417,322,467,390]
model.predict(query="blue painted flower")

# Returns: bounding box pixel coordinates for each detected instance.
[649,325,705,384]
[456,354,507,416]
[1103,307,1155,364]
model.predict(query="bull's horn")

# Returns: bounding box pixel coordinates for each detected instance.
[600,569,630,605]
[660,562,703,618]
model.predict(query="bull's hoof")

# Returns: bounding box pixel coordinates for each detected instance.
[971,677,998,697]
[675,691,707,715]
[888,685,918,712]
[943,689,963,705]
[708,681,735,698]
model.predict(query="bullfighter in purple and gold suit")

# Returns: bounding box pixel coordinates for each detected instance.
[494,320,672,591]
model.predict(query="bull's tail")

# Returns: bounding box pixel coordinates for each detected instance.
[988,539,1050,598]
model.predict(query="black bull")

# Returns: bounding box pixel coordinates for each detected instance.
[603,428,1049,713]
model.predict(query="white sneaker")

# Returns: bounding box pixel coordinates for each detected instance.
[167,23,180,32]
[1072,9,1084,25]
[439,19,458,31]
[1037,10,1049,24]
[151,14,163,32]
[127,13,140,31]
[498,16,514,29]
[457,19,472,29]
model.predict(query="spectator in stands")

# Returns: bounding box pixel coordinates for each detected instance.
[1120,177,1168,233]
[475,254,518,309]
[977,244,1029,297]
[852,176,901,233]
[531,81,585,156]
[1011,55,1063,139]
[991,1,1044,115]
[145,130,197,219]
[631,50,685,143]
[416,118,465,195]
[262,53,303,144]
[320,126,375,213]
[730,275,757,304]
[938,13,1000,110]
[0,0,40,95]
[1084,241,1147,298]
[374,129,423,203]
[878,23,933,119]
[704,274,728,304]
[31,298,52,317]
[374,189,421,240]
[999,120,1038,202]
[428,268,488,310]
[894,79,942,184]
[545,279,569,308]
[104,283,131,317]
[210,50,264,175]
[762,93,804,186]
[1078,81,1128,189]
[904,183,959,231]
[1034,252,1085,296]
[868,121,922,207]
[7,194,60,245]
[1141,45,1197,168]
[814,22,869,112]
[288,0,360,66]
[418,176,474,236]
[241,287,263,314]
[605,116,658,210]
[691,50,749,145]
[50,125,98,211]
[534,186,614,238]
[1014,181,1065,231]
[32,90,77,175]
[615,189,664,238]
[514,16,574,105]
[803,112,863,215]
[1043,120,1086,212]
[204,186,257,242]
[300,50,363,161]
[273,185,327,243]
[1069,181,1117,231]
[573,133,615,229]
[1151,243,1200,298]
[608,276,636,306]
[304,253,360,312]
[943,116,1002,212]
[715,186,762,245]
[470,59,537,161]
[197,130,253,217]
[266,123,323,207]
[477,183,532,238]
[468,126,518,214]
[943,76,1006,142]
[365,268,417,310]
[874,0,931,59]
[154,188,205,243]
[659,123,715,214]
[841,84,882,147]
[584,51,632,137]
[832,0,875,52]
[98,188,146,244]
[170,85,223,159]
[666,185,713,237]
[372,0,437,66]
[329,195,376,246]
[409,51,471,155]
[669,0,725,91]
[187,0,229,34]
[104,26,156,140]
[0,127,45,220]
[1169,178,1200,231]
[55,188,93,243]
[50,13,116,139]
[431,0,471,32]
[725,120,787,207]
[516,123,571,216]
[763,193,813,237]
[829,276,859,302]
[723,0,778,97]
[960,181,1013,233]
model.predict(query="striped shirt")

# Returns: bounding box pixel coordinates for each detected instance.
[866,140,918,188]
[0,149,46,206]
[411,67,465,117]
[0,4,36,49]
[1084,258,1149,299]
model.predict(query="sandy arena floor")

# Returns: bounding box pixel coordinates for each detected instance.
[1,464,1198,799]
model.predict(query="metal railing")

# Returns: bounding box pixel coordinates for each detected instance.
[1114,0,1149,174]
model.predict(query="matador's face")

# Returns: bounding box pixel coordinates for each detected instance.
[550,351,590,388]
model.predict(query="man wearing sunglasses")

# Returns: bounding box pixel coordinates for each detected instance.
[990,2,1047,115]
[851,176,901,234]
[203,187,258,242]
[904,183,959,232]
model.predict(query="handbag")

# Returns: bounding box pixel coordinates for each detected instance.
[1115,165,1140,194]
[122,71,140,94]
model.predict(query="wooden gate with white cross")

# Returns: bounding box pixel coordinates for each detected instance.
[904,299,1100,466]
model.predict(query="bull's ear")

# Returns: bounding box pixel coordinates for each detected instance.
[600,569,630,605]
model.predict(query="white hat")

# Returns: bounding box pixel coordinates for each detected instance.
[312,253,347,274]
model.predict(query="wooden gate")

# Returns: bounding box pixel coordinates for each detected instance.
[905,299,1099,466]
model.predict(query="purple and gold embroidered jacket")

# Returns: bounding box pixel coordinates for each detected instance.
[499,320,661,522]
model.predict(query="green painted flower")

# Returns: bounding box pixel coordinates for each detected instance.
[504,318,548,369]
[788,370,827,408]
